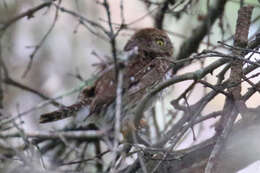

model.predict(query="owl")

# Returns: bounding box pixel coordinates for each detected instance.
[39,28,173,128]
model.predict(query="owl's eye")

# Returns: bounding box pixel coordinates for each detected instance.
[156,39,165,46]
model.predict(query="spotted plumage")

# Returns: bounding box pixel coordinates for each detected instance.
[39,28,173,124]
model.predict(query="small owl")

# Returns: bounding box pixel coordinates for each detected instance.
[39,28,173,128]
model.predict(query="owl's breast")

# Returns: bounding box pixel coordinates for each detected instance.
[126,57,172,109]
[80,57,173,128]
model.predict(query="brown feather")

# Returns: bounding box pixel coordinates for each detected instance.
[39,28,173,124]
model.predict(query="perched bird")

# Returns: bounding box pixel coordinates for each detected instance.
[39,28,173,128]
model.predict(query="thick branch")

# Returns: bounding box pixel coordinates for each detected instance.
[175,0,227,64]
[205,6,254,173]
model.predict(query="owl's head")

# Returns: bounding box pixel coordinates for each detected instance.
[124,28,173,58]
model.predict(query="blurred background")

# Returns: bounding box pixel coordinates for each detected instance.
[0,0,260,172]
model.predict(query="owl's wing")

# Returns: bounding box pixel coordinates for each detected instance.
[89,68,117,114]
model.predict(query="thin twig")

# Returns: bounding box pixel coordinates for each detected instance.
[22,0,61,78]
[0,2,51,31]
[0,130,105,140]
[4,77,63,107]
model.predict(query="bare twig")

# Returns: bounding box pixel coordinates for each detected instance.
[22,0,61,78]
[0,80,91,127]
[0,40,3,110]
[0,2,51,31]
[0,130,105,140]
[109,62,124,173]
[4,77,63,107]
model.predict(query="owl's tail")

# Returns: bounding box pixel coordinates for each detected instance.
[39,99,91,123]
